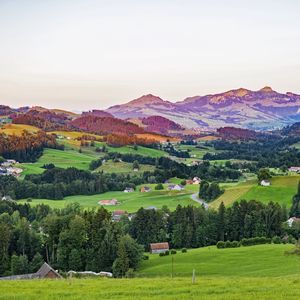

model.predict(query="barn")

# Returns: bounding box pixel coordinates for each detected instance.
[0,262,62,280]
[150,242,170,254]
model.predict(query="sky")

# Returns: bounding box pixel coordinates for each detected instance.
[0,0,299,111]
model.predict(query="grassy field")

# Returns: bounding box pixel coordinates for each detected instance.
[1,276,300,299]
[211,175,300,208]
[19,184,199,211]
[21,148,98,177]
[237,175,300,206]
[1,244,300,299]
[97,160,155,174]
[0,123,40,135]
[138,244,299,277]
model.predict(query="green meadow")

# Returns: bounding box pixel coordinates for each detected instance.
[19,184,199,212]
[211,175,300,208]
[20,148,98,177]
[1,244,300,299]
[138,244,299,277]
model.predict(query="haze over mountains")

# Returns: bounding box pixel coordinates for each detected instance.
[107,87,300,130]
[2,86,300,132]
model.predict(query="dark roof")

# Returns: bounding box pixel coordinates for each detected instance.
[0,262,61,280]
[36,262,62,278]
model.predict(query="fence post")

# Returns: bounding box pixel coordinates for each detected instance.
[192,269,196,284]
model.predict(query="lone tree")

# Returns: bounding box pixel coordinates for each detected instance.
[257,168,272,183]
[132,160,140,170]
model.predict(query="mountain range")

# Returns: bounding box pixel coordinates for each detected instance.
[106,87,300,130]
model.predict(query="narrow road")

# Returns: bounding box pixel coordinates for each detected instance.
[190,193,209,210]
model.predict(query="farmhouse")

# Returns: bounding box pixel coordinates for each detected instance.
[150,242,170,254]
[185,180,194,185]
[287,217,300,228]
[289,166,300,173]
[260,180,271,186]
[193,177,201,184]
[124,187,134,193]
[112,210,128,222]
[98,199,119,206]
[0,262,61,280]
[168,184,184,191]
[141,186,151,193]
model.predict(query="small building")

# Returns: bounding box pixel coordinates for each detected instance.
[112,210,128,222]
[288,167,300,173]
[141,186,151,193]
[124,187,134,193]
[193,177,201,184]
[1,196,13,202]
[260,180,271,187]
[168,184,184,191]
[150,242,170,254]
[0,262,61,280]
[186,180,194,185]
[287,217,300,228]
[98,199,119,206]
[145,206,157,211]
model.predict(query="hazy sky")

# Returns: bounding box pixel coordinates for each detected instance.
[0,0,299,111]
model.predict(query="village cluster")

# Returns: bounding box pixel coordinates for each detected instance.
[98,177,202,223]
[0,159,23,177]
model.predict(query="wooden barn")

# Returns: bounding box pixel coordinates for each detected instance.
[150,242,170,254]
[0,262,61,280]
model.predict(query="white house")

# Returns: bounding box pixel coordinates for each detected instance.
[124,187,134,193]
[288,167,300,173]
[193,177,201,184]
[260,180,271,186]
[287,217,300,228]
[168,184,184,191]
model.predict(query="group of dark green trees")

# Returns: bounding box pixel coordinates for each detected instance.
[0,197,298,278]
[0,202,143,278]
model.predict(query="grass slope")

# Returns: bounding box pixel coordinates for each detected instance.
[21,148,98,177]
[0,124,40,135]
[211,175,300,208]
[19,184,199,212]
[1,245,300,299]
[138,244,299,277]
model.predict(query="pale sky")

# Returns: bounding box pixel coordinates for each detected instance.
[0,0,299,111]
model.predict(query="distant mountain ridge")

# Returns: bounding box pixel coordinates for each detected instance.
[106,87,300,130]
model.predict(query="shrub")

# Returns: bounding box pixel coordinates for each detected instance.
[143,255,149,260]
[216,241,225,249]
[165,250,170,256]
[272,236,282,244]
[159,252,165,257]
[125,268,135,278]
[170,249,177,255]
[155,183,164,190]
[181,248,187,253]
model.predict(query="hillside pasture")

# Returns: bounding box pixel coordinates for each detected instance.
[211,175,300,208]
[138,244,299,278]
[0,124,40,135]
[20,148,98,176]
[19,184,199,211]
[97,160,155,174]
[1,244,300,299]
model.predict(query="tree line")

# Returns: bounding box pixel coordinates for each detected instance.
[0,199,296,278]
[0,131,62,162]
